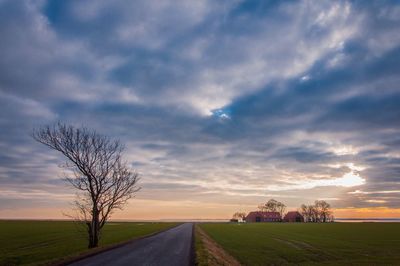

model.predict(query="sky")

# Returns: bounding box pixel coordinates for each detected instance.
[1,0,400,220]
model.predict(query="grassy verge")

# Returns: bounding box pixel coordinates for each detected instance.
[195,224,240,266]
[0,220,178,266]
[195,225,209,266]
[199,222,400,265]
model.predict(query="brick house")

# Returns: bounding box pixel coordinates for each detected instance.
[245,211,281,222]
[283,211,304,222]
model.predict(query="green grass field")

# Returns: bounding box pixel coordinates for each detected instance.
[0,220,177,266]
[199,222,400,265]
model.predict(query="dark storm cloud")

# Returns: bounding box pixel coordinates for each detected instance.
[1,0,400,214]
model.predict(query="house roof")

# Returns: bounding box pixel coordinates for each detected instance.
[246,211,281,219]
[284,211,303,219]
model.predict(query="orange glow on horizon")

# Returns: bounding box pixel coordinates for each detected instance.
[1,200,400,220]
[333,207,400,219]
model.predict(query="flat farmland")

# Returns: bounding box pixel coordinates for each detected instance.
[199,222,400,265]
[0,220,178,266]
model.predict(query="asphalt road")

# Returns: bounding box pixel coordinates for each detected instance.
[69,223,194,266]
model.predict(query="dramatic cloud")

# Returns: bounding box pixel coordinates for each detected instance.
[0,0,399,219]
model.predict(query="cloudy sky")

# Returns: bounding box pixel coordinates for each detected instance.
[1,0,400,220]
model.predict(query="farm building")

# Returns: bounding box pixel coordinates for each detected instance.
[283,211,304,222]
[246,211,281,222]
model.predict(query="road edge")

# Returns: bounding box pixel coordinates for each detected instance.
[48,223,183,266]
[190,223,196,266]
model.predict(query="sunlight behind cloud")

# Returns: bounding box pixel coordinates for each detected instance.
[331,145,358,155]
[267,165,366,191]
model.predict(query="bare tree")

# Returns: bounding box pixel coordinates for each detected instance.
[32,122,140,248]
[315,200,331,222]
[264,199,279,212]
[300,204,314,222]
[276,201,286,219]
[232,212,247,221]
[300,204,309,222]
[310,205,319,222]
[259,199,277,212]
[259,199,286,220]
[300,201,332,223]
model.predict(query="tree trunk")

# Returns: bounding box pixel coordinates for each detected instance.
[87,224,94,249]
[88,209,100,248]
[91,229,99,248]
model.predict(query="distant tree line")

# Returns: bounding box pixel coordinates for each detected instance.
[232,198,333,222]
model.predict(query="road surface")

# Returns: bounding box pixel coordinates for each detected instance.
[69,223,194,266]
